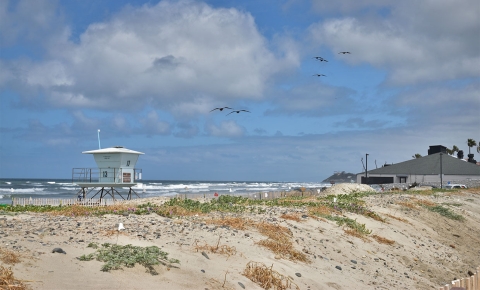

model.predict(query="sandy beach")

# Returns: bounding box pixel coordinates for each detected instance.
[1,184,479,290]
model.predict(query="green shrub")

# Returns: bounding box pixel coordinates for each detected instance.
[79,243,180,274]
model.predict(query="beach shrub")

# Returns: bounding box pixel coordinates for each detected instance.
[423,205,464,221]
[79,243,180,274]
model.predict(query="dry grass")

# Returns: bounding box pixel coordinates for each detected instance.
[193,237,237,258]
[0,248,21,265]
[372,234,395,245]
[204,218,309,263]
[416,199,436,207]
[396,197,436,209]
[0,266,28,290]
[343,229,370,242]
[243,261,299,290]
[384,213,411,224]
[280,213,301,222]
[254,222,309,263]
[308,204,336,216]
[205,217,253,230]
[396,201,417,209]
[255,222,292,240]
[102,229,128,237]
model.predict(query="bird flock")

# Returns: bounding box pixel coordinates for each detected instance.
[210,51,351,114]
[210,107,250,115]
[313,51,351,77]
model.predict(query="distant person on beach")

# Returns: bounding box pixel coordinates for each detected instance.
[77,194,82,201]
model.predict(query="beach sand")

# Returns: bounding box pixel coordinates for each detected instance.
[1,185,480,290]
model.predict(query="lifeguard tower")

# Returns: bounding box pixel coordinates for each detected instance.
[72,146,144,201]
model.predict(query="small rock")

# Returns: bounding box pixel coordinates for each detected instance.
[52,248,66,254]
[201,251,210,260]
[201,269,205,273]
[295,273,301,277]
[351,260,357,264]
[335,266,342,271]
[238,282,245,289]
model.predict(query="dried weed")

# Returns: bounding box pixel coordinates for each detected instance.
[243,261,299,290]
[206,217,252,230]
[0,266,28,290]
[308,204,335,216]
[343,229,370,242]
[384,213,411,224]
[280,214,301,222]
[193,237,237,258]
[0,248,21,265]
[372,234,395,245]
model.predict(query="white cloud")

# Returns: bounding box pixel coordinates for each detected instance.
[0,0,66,46]
[205,120,245,137]
[309,0,480,85]
[4,0,299,116]
[140,111,171,136]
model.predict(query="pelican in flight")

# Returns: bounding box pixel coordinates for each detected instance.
[313,74,326,77]
[313,56,328,62]
[226,110,250,115]
[338,51,351,54]
[210,107,233,112]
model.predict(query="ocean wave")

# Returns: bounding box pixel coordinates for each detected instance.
[0,188,45,193]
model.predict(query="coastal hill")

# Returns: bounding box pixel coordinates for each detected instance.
[322,171,357,183]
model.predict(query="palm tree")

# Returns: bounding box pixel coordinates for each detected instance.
[467,139,476,154]
[477,141,480,154]
[412,153,422,159]
[452,145,459,154]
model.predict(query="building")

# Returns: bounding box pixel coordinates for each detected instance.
[356,145,480,184]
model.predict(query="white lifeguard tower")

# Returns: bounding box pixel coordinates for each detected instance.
[72,146,144,201]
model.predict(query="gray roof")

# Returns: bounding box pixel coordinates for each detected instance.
[360,153,480,176]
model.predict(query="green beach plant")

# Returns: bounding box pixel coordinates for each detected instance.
[79,243,180,274]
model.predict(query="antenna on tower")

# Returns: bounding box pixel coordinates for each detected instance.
[97,129,101,149]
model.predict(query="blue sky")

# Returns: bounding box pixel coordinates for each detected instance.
[1,0,479,181]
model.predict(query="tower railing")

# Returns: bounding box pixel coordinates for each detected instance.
[72,168,142,184]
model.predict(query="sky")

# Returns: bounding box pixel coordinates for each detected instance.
[0,0,479,182]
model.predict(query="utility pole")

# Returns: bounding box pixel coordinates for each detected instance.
[440,153,443,189]
[365,153,369,184]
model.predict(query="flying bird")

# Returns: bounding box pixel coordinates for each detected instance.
[313,74,326,77]
[226,110,250,116]
[210,107,233,112]
[313,56,328,62]
[338,51,351,54]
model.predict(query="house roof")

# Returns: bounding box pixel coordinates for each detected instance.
[359,153,480,176]
[82,146,144,155]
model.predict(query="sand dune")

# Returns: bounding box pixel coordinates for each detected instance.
[1,186,479,290]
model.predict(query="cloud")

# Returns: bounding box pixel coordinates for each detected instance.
[205,120,245,137]
[309,0,480,85]
[0,0,66,47]
[140,111,171,136]
[265,82,355,116]
[2,0,299,117]
[334,117,388,129]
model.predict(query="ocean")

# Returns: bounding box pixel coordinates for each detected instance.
[0,178,331,205]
